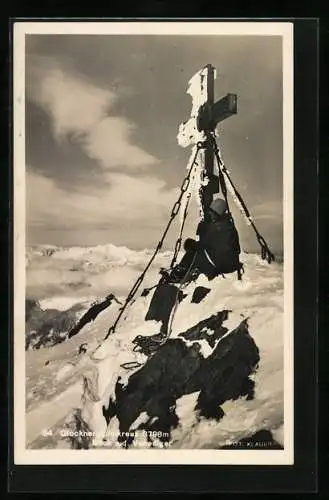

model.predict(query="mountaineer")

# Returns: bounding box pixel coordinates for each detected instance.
[104,64,274,351]
[168,197,241,284]
[138,197,242,346]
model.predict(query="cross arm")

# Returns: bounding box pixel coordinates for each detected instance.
[197,93,238,132]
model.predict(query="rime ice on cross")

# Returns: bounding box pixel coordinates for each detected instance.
[177,64,237,212]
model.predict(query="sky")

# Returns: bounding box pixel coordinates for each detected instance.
[25,33,283,253]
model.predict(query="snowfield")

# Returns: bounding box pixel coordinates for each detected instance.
[25,244,285,451]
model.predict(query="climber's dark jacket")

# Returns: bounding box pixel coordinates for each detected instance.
[195,210,241,276]
[144,210,241,333]
[169,210,241,283]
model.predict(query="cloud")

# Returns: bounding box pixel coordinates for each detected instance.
[31,67,115,137]
[84,116,158,170]
[27,169,179,232]
[26,56,173,247]
[28,60,159,171]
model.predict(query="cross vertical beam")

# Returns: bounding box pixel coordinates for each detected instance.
[177,63,237,212]
[202,64,219,211]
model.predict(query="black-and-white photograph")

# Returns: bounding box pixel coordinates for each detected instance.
[14,21,294,465]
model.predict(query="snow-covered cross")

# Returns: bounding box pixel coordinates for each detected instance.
[177,64,237,211]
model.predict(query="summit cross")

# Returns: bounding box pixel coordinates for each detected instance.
[177,64,237,210]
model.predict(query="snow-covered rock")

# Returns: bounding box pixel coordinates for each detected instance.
[97,313,260,450]
[60,252,284,450]
[25,245,284,451]
[25,294,120,350]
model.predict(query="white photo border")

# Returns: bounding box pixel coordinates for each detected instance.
[13,20,294,466]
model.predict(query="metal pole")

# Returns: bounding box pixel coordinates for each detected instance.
[203,64,219,211]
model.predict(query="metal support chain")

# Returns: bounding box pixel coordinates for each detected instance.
[165,250,199,342]
[104,142,205,341]
[169,190,192,270]
[120,250,199,370]
[210,134,275,264]
[209,134,231,217]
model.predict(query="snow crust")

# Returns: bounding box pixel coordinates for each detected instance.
[79,253,283,449]
[25,243,284,450]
